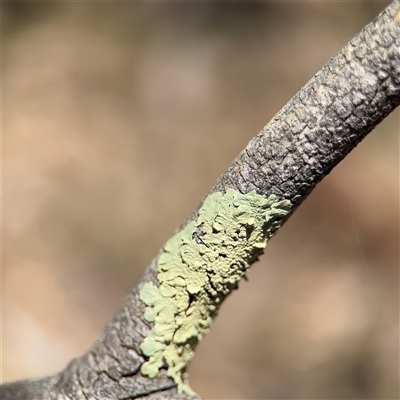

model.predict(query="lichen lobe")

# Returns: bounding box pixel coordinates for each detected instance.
[139,189,291,393]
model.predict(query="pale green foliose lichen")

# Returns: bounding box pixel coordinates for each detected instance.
[139,189,291,393]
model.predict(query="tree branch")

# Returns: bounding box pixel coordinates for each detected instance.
[2,1,399,399]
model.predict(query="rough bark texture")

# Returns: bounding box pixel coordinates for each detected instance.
[2,1,399,399]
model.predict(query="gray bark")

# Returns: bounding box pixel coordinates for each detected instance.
[2,1,399,399]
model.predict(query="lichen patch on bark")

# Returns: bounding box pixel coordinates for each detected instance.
[139,189,291,393]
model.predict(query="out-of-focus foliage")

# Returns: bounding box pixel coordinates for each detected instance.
[3,2,398,398]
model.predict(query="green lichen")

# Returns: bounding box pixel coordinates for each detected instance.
[139,189,291,393]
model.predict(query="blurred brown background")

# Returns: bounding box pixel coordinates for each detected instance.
[2,1,398,399]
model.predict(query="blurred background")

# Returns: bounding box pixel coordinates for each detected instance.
[2,1,398,399]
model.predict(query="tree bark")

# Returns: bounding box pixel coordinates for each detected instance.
[2,1,399,399]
